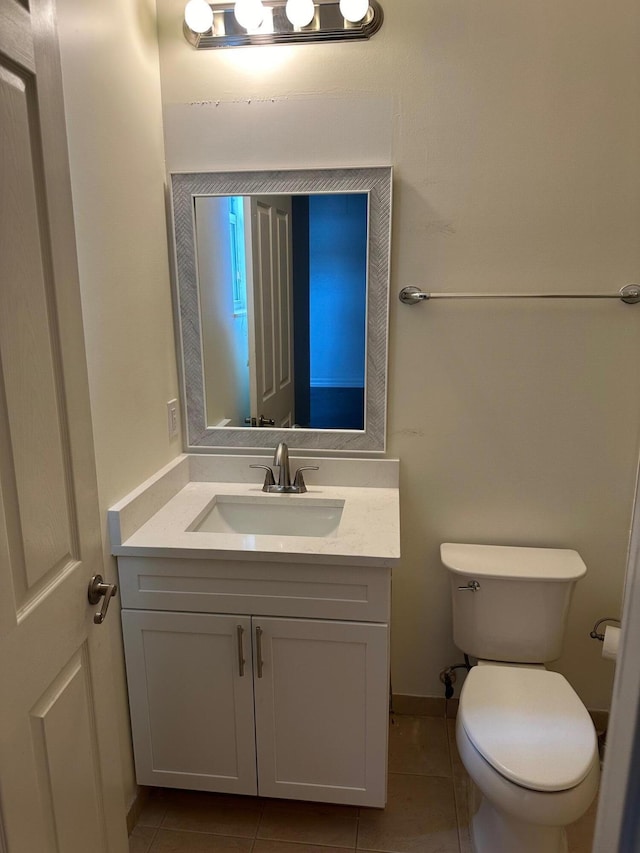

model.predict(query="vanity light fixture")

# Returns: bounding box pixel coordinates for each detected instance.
[233,0,266,30]
[285,0,315,28]
[183,0,383,48]
[338,0,368,22]
[184,0,215,33]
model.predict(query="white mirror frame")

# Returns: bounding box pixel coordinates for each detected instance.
[170,167,392,452]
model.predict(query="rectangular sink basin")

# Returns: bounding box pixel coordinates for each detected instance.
[189,495,345,538]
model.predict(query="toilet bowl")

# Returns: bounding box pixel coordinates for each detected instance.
[457,664,599,853]
[440,543,600,853]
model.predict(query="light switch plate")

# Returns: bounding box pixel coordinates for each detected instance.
[167,399,179,441]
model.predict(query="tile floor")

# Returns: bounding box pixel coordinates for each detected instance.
[129,714,598,853]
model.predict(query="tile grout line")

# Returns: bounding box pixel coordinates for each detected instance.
[139,796,166,853]
[443,716,460,853]
[446,718,467,853]
[144,824,159,853]
[249,798,265,853]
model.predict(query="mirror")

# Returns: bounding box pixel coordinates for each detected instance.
[170,167,392,451]
[196,192,368,431]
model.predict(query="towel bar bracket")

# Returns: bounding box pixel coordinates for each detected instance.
[621,284,640,304]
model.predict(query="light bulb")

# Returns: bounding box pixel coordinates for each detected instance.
[184,0,213,32]
[285,0,314,27]
[339,0,369,23]
[234,0,265,30]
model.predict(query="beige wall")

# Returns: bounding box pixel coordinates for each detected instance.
[156,0,640,711]
[55,0,180,808]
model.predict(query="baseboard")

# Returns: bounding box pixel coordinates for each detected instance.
[392,694,458,718]
[126,786,151,835]
[393,694,610,729]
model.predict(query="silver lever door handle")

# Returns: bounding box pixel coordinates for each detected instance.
[87,575,118,624]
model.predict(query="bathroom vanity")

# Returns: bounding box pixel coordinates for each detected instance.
[109,454,400,807]
[110,166,399,806]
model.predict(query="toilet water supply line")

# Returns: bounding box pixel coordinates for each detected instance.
[440,655,472,700]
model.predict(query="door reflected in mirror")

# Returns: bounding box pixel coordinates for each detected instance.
[195,192,368,431]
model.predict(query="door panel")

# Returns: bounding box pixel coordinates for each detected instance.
[0,0,128,848]
[2,637,113,853]
[255,202,275,401]
[275,208,292,392]
[253,616,389,806]
[246,195,295,427]
[29,647,106,852]
[0,53,75,608]
[122,610,257,794]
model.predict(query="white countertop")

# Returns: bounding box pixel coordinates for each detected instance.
[109,455,401,568]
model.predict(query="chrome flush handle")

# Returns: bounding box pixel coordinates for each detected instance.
[457,580,480,592]
[87,575,118,624]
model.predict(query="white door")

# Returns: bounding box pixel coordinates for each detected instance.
[0,0,128,849]
[121,610,257,794]
[245,195,295,428]
[253,617,389,807]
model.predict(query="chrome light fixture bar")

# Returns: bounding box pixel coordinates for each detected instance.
[184,0,383,49]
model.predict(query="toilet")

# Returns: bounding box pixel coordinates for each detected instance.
[441,543,600,853]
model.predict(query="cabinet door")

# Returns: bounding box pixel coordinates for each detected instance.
[121,609,257,794]
[253,617,389,806]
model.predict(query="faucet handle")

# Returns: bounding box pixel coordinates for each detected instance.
[292,466,319,494]
[250,464,276,492]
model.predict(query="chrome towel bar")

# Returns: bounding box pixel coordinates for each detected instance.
[399,284,640,305]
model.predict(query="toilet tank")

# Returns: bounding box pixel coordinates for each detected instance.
[441,543,587,663]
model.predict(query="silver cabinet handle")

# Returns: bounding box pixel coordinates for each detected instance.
[237,625,245,677]
[457,580,480,592]
[87,575,118,624]
[255,625,263,678]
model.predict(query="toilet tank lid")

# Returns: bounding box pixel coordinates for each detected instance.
[440,543,587,581]
[459,665,597,792]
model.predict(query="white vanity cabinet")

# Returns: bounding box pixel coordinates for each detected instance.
[118,556,391,807]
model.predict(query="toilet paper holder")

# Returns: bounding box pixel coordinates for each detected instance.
[590,616,621,642]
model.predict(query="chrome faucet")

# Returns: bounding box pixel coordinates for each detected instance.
[250,442,318,493]
[273,441,292,489]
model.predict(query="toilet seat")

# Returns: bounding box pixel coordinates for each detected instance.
[457,717,600,833]
[459,665,597,793]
